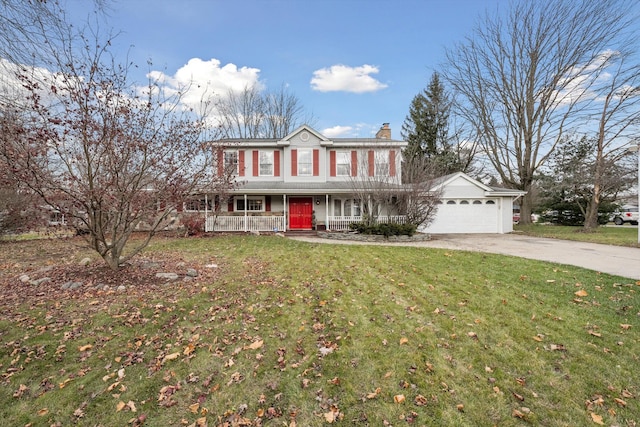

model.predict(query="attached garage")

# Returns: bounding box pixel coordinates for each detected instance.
[419,172,525,234]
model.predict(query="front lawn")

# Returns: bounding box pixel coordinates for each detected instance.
[0,235,638,426]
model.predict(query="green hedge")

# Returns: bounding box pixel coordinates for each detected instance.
[349,222,417,237]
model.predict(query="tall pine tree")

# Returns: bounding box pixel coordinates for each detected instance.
[402,72,463,176]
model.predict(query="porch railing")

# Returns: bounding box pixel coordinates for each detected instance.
[327,215,407,231]
[206,215,286,232]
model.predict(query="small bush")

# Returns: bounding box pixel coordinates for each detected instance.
[349,222,417,237]
[179,213,204,236]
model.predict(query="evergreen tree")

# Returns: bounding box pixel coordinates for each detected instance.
[401,72,463,176]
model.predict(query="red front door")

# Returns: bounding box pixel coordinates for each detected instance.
[289,197,313,229]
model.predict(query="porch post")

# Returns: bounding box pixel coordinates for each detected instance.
[244,194,248,232]
[204,194,208,232]
[325,194,329,230]
[283,194,287,232]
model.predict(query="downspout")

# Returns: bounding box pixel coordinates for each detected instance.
[325,194,329,230]
[204,194,208,232]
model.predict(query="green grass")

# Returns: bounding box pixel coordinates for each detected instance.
[516,224,640,247]
[1,235,639,426]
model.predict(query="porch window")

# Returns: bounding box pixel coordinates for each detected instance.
[259,151,274,176]
[336,151,350,176]
[224,150,238,174]
[298,149,312,176]
[342,199,361,216]
[236,197,265,211]
[375,151,390,176]
[185,197,212,212]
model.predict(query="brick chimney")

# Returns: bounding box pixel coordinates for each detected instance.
[375,123,391,139]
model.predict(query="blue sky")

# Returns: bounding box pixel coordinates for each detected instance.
[66,0,506,139]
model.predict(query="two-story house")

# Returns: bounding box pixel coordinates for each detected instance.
[185,123,524,234]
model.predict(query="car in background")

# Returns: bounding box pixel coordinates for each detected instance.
[611,205,639,225]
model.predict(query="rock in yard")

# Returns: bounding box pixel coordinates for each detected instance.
[79,257,92,266]
[61,281,83,290]
[116,285,126,292]
[30,277,52,286]
[156,272,179,281]
[19,274,30,283]
[186,268,198,277]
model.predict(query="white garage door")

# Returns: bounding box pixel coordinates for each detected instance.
[420,199,500,234]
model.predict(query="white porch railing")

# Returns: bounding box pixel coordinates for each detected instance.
[206,215,286,232]
[327,215,407,231]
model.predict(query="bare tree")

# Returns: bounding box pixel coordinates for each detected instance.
[584,50,640,229]
[216,83,312,139]
[443,0,636,224]
[0,3,231,270]
[348,146,441,230]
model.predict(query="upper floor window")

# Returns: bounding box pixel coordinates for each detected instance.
[375,152,390,176]
[298,150,312,176]
[224,150,238,174]
[259,151,274,176]
[336,151,350,176]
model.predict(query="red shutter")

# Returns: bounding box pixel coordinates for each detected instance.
[265,195,271,212]
[329,151,336,177]
[368,150,375,176]
[312,149,319,176]
[227,199,234,212]
[216,148,224,177]
[351,151,358,176]
[238,150,245,177]
[291,149,298,176]
[389,150,396,177]
[274,151,280,177]
[252,150,259,176]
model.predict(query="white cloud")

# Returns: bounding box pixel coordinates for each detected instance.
[147,58,263,109]
[310,64,388,93]
[322,125,353,138]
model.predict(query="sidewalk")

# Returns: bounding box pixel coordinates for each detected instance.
[289,233,640,281]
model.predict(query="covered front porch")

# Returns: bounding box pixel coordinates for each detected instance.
[203,191,405,232]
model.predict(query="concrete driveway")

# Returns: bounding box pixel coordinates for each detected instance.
[289,233,640,281]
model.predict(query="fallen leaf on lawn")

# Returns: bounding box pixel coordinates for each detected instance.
[575,289,588,297]
[620,324,631,330]
[399,337,409,345]
[37,408,48,416]
[512,409,525,419]
[59,378,72,389]
[622,389,635,398]
[614,398,627,407]
[590,412,604,425]
[546,279,556,283]
[512,391,524,401]
[533,335,544,342]
[116,401,126,412]
[162,352,180,364]
[183,343,196,356]
[323,406,340,423]
[548,344,566,351]
[366,387,381,399]
[456,404,464,412]
[13,384,28,398]
[467,331,478,339]
[245,340,264,350]
[189,402,200,413]
[78,344,93,352]
[393,394,405,403]
[588,330,602,337]
[126,401,136,412]
[414,395,428,406]
[118,368,125,379]
[485,366,493,372]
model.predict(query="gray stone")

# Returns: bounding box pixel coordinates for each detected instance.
[116,285,126,292]
[186,268,198,277]
[176,262,187,268]
[61,281,83,290]
[19,274,30,283]
[141,262,161,270]
[205,263,218,269]
[156,272,179,281]
[30,277,51,286]
[79,257,92,266]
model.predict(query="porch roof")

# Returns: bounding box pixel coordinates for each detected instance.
[230,181,404,195]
